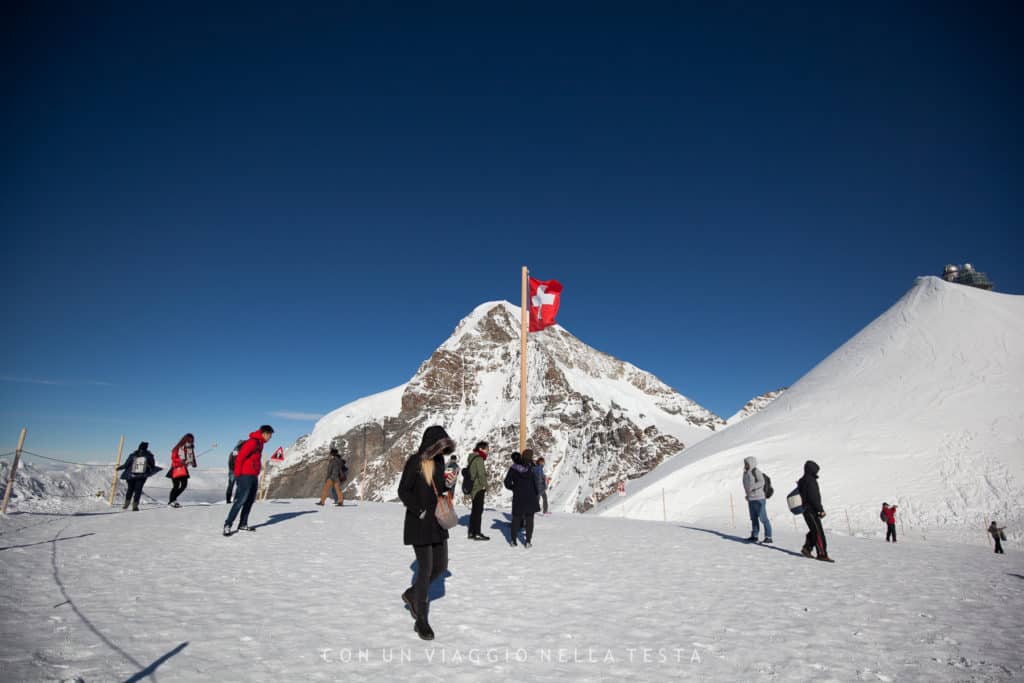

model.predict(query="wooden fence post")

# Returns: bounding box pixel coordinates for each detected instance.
[1,428,27,514]
[107,434,125,506]
[729,493,735,529]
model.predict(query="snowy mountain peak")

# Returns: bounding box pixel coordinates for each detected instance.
[268,301,723,512]
[726,388,788,425]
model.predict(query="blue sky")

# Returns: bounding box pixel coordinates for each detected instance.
[2,3,1019,464]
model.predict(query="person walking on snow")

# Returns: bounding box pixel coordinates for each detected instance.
[226,440,243,504]
[117,441,159,511]
[989,521,1006,554]
[743,456,773,544]
[398,425,457,641]
[168,433,196,507]
[223,425,274,535]
[798,460,833,562]
[881,503,898,543]
[316,448,348,506]
[467,441,490,541]
[504,450,540,547]
[531,452,549,515]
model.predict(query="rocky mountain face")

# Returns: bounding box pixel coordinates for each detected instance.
[266,302,723,512]
[726,388,788,425]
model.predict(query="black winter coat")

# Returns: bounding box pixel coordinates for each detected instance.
[505,464,540,517]
[797,461,823,515]
[326,456,348,482]
[398,453,450,546]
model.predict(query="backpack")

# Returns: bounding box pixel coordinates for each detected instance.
[787,488,804,515]
[880,510,886,522]
[762,473,773,499]
[461,458,474,495]
[131,454,148,475]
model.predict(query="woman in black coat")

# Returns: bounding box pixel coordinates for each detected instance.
[398,425,456,641]
[504,450,540,547]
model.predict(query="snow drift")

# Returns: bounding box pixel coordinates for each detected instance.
[601,277,1024,542]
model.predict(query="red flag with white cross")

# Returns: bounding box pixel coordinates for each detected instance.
[528,277,563,332]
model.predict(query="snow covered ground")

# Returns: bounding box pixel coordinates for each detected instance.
[1,498,1021,682]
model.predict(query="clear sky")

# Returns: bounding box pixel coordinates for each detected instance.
[2,2,1019,465]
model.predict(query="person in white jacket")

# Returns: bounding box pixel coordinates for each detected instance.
[742,456,773,544]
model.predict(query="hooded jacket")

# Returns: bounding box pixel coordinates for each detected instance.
[467,448,488,497]
[505,453,541,517]
[118,442,157,481]
[326,454,348,481]
[398,426,455,546]
[234,432,266,477]
[742,456,766,501]
[797,460,823,515]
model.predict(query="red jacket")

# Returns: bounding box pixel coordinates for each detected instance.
[170,445,193,479]
[882,506,897,525]
[234,433,265,477]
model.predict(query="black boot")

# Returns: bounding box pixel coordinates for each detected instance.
[414,602,434,640]
[402,588,418,620]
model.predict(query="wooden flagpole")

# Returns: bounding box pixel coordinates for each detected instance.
[107,434,125,506]
[1,428,27,515]
[520,266,528,453]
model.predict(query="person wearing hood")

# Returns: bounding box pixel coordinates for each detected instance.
[223,425,274,536]
[226,439,244,504]
[398,425,457,641]
[466,441,490,541]
[167,433,196,507]
[797,460,833,562]
[316,448,348,507]
[988,521,1006,554]
[117,441,159,511]
[743,456,773,544]
[504,450,540,547]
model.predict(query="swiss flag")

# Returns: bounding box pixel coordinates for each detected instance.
[528,277,563,332]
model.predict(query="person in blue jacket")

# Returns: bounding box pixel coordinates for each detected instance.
[117,442,159,511]
[531,452,549,515]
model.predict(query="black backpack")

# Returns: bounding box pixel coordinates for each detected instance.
[461,458,474,495]
[762,472,774,499]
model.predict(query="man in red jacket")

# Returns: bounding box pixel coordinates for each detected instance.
[223,425,274,536]
[881,503,898,543]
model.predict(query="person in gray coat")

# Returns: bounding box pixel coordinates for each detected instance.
[743,456,773,543]
[315,448,348,506]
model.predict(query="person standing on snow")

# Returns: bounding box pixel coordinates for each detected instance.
[445,454,460,505]
[315,448,348,506]
[168,433,196,507]
[531,453,549,516]
[398,425,457,641]
[504,450,540,547]
[743,456,773,544]
[988,521,1006,554]
[467,441,490,541]
[223,425,274,535]
[226,440,243,504]
[117,441,159,511]
[798,460,833,562]
[881,503,898,543]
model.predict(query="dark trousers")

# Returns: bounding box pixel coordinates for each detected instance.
[226,472,235,503]
[124,479,145,508]
[511,513,535,543]
[802,510,827,557]
[169,477,188,503]
[469,491,485,535]
[886,523,897,542]
[411,542,448,618]
[539,492,548,514]
[994,536,1004,554]
[224,475,258,528]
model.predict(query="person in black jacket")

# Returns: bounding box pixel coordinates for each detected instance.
[316,448,349,506]
[504,450,540,547]
[398,425,457,641]
[117,442,158,511]
[797,460,833,562]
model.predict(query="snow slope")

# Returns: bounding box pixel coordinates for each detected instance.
[600,277,1024,543]
[0,499,1020,681]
